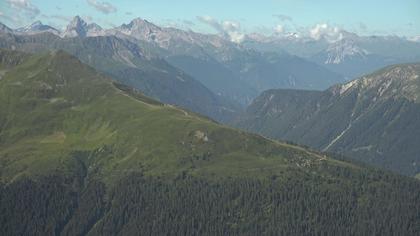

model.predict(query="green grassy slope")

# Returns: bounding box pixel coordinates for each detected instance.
[0,49,419,235]
[0,49,350,185]
[0,33,239,122]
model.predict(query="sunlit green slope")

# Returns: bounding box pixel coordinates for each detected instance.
[0,49,349,185]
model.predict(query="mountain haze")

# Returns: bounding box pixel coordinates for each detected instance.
[244,34,420,79]
[1,17,346,106]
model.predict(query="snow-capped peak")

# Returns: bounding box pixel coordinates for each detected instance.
[15,21,60,35]
[325,39,369,64]
[116,17,162,38]
[63,16,88,37]
[130,18,159,28]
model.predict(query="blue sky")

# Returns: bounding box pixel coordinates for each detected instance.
[0,0,419,37]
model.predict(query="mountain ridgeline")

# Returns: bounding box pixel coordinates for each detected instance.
[0,17,346,111]
[0,50,419,235]
[0,30,240,123]
[236,63,420,176]
[244,34,420,79]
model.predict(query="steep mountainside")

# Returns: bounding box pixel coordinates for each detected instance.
[0,32,238,122]
[224,51,344,93]
[236,63,420,176]
[167,49,344,105]
[0,50,419,235]
[105,17,345,105]
[166,55,257,104]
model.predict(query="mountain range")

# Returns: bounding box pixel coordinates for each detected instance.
[0,21,239,122]
[236,63,420,176]
[1,17,420,175]
[0,17,347,108]
[1,3,420,234]
[244,32,420,79]
[4,16,420,111]
[0,48,419,235]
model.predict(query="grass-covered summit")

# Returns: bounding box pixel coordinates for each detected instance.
[0,49,345,184]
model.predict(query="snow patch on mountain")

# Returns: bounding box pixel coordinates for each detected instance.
[15,21,60,35]
[112,18,162,40]
[325,39,369,64]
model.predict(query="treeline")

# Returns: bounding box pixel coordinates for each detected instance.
[1,166,419,235]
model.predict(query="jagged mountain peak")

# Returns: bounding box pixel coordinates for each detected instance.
[63,16,88,37]
[130,17,159,27]
[63,16,105,37]
[325,39,369,64]
[15,20,60,35]
[116,17,163,40]
[120,17,162,33]
[69,15,86,28]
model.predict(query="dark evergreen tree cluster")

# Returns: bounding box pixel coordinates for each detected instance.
[1,165,419,236]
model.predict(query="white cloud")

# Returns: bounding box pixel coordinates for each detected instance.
[275,25,284,34]
[408,35,420,42]
[197,16,245,43]
[222,21,245,43]
[309,23,344,42]
[197,16,224,33]
[222,21,240,33]
[273,14,293,22]
[227,31,245,44]
[6,0,40,19]
[86,0,117,14]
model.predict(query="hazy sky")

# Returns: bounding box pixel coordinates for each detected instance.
[1,0,419,37]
